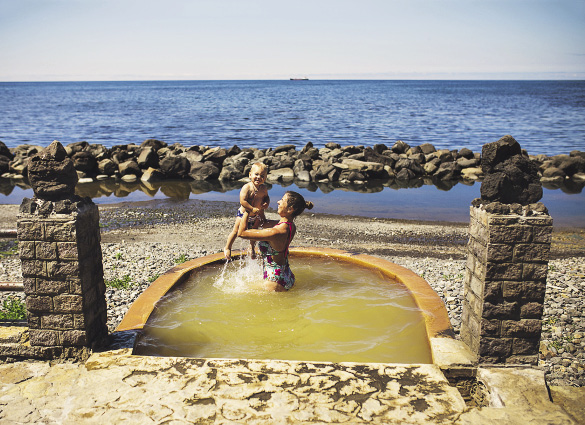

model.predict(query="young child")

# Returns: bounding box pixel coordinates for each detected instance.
[224,162,270,260]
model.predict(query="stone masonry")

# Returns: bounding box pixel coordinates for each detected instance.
[14,141,108,359]
[460,202,552,364]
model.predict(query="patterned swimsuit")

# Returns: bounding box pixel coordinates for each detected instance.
[257,222,295,290]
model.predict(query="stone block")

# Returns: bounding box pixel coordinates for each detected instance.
[487,215,520,226]
[29,329,60,346]
[522,263,548,280]
[486,244,514,262]
[47,261,80,279]
[22,277,36,293]
[57,242,78,260]
[35,241,58,260]
[25,295,53,312]
[514,243,550,262]
[488,225,532,244]
[522,216,553,226]
[479,337,512,358]
[41,314,74,330]
[486,262,522,281]
[483,301,518,320]
[69,278,83,295]
[73,313,86,329]
[480,319,501,336]
[484,281,502,301]
[520,302,543,319]
[53,294,83,313]
[502,281,523,299]
[468,273,485,299]
[45,221,76,242]
[26,312,41,328]
[61,330,87,346]
[501,319,542,338]
[523,281,547,302]
[511,338,539,355]
[532,226,553,243]
[505,354,538,365]
[20,260,45,277]
[36,279,69,295]
[16,221,43,240]
[18,241,35,259]
[463,286,482,315]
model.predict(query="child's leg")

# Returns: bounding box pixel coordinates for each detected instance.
[249,216,261,259]
[224,217,241,260]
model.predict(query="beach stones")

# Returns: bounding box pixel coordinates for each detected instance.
[480,135,543,205]
[27,140,78,200]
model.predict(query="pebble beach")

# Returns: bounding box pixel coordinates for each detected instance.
[0,200,583,388]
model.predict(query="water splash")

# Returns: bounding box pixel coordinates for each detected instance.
[213,252,264,294]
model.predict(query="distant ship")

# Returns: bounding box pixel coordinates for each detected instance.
[290,77,309,81]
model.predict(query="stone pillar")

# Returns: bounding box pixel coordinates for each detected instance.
[17,141,108,358]
[461,203,552,364]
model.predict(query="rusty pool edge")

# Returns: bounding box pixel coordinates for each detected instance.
[116,247,454,346]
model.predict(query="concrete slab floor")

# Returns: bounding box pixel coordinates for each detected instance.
[0,349,580,424]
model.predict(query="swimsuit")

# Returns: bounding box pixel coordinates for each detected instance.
[258,222,295,290]
[236,208,259,228]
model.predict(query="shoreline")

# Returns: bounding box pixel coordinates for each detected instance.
[0,200,584,387]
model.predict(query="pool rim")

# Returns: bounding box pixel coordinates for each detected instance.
[116,247,454,345]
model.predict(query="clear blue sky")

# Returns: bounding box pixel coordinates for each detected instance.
[1,0,584,81]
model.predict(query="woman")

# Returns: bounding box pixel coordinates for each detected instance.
[237,191,313,291]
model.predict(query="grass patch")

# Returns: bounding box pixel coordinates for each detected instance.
[174,254,189,264]
[0,296,27,320]
[0,241,18,258]
[105,275,133,289]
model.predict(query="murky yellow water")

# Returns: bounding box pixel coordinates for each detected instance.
[135,256,432,363]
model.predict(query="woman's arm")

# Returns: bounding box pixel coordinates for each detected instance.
[237,211,285,241]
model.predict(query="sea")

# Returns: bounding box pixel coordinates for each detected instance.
[1,80,584,226]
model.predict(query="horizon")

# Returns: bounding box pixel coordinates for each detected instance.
[1,0,583,82]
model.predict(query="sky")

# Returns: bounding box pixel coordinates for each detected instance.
[1,0,584,81]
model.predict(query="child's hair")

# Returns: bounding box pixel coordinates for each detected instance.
[285,191,314,218]
[250,162,268,176]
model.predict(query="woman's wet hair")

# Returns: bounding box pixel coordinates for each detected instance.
[285,191,314,218]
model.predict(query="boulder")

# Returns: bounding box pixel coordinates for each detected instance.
[0,141,14,159]
[391,140,410,154]
[396,168,415,181]
[267,167,295,182]
[140,139,167,150]
[98,159,118,175]
[141,167,165,183]
[160,155,191,179]
[137,147,159,169]
[219,165,245,181]
[203,147,228,165]
[419,143,436,155]
[118,160,141,177]
[480,136,542,204]
[458,147,474,159]
[273,144,296,154]
[72,151,98,173]
[27,140,78,200]
[65,141,89,156]
[189,161,220,181]
[0,155,10,174]
[481,135,522,174]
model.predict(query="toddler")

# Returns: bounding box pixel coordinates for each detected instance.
[224,162,270,260]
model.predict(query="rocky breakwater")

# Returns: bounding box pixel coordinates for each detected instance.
[1,138,584,191]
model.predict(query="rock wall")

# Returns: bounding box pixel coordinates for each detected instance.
[1,138,584,189]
